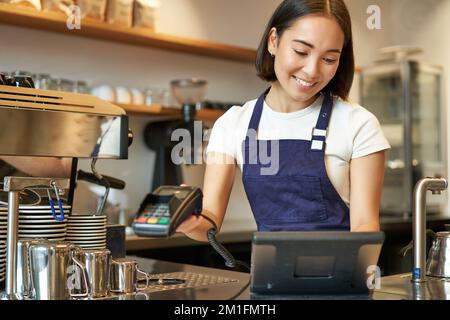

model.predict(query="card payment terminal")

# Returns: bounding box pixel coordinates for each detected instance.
[132,185,203,237]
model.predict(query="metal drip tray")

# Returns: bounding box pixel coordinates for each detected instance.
[85,272,241,300]
[140,272,239,292]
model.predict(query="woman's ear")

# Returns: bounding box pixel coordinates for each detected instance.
[267,27,278,56]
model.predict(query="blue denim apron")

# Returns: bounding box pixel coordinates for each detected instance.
[242,89,350,231]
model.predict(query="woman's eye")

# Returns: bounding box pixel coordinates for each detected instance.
[323,57,337,64]
[294,50,307,56]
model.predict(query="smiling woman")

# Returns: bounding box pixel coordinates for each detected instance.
[176,0,391,242]
[256,0,354,110]
[265,15,345,112]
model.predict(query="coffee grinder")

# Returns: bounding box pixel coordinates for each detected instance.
[144,79,208,189]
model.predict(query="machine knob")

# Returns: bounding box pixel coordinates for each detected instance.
[128,129,134,147]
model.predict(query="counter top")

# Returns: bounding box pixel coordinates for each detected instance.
[126,215,450,251]
[100,256,251,300]
[126,219,256,251]
[378,214,450,232]
[374,273,450,300]
[97,257,450,300]
[1,255,445,300]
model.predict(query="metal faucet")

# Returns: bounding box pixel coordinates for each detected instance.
[412,177,447,282]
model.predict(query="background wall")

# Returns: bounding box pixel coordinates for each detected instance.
[0,0,449,230]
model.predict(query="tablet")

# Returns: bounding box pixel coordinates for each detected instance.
[250,231,385,295]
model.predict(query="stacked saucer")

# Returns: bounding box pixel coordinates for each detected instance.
[66,215,107,250]
[0,207,6,282]
[18,205,70,242]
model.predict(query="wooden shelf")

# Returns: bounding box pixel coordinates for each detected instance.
[118,103,224,121]
[0,4,256,63]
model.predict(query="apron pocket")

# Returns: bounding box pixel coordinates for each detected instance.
[243,175,328,223]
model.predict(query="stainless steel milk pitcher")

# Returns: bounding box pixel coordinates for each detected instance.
[28,241,88,300]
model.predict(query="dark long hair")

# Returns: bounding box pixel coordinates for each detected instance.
[255,0,354,100]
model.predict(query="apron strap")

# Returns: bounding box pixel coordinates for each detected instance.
[310,92,333,152]
[247,87,270,133]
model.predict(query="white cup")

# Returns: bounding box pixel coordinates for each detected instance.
[115,86,132,104]
[91,85,116,102]
[131,88,145,105]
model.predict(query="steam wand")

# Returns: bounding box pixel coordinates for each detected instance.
[91,158,110,216]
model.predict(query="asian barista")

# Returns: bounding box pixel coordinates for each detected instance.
[177,0,390,241]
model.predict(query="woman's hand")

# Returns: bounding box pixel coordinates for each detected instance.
[175,214,203,234]
[175,183,202,235]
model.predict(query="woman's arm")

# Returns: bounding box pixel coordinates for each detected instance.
[349,151,386,232]
[0,156,72,178]
[176,152,236,242]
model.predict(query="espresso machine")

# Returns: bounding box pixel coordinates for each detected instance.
[0,83,131,299]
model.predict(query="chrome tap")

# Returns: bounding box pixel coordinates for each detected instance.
[412,177,447,282]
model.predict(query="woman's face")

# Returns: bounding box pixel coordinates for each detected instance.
[268,15,345,106]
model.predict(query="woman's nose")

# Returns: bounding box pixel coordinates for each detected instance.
[302,58,320,79]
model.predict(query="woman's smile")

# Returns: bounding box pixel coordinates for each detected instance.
[292,75,318,91]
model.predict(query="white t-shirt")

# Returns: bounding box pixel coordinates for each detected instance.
[205,94,391,207]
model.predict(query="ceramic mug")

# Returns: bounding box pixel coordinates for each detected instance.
[131,88,145,105]
[91,85,116,102]
[115,86,132,104]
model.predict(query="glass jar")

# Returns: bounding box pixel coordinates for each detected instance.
[74,80,89,93]
[34,73,52,90]
[59,79,75,92]
[145,87,171,107]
